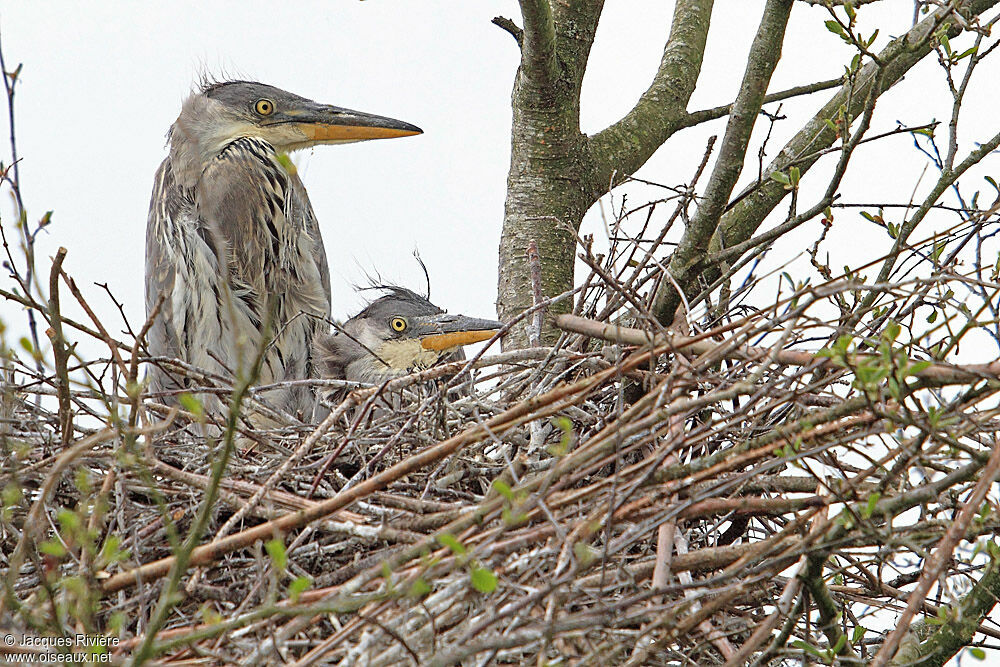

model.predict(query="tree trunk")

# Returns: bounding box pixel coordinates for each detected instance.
[497,66,594,348]
[496,0,713,348]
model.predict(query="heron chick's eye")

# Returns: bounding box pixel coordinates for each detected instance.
[254,99,275,116]
[390,317,407,333]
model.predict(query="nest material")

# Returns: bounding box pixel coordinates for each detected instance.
[4,263,1000,666]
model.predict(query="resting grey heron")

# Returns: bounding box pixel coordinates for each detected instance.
[315,287,502,382]
[145,80,421,417]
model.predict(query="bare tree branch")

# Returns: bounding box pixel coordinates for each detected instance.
[587,0,714,192]
[653,0,999,323]
[683,76,843,127]
[551,0,606,92]
[653,0,793,322]
[491,16,523,46]
[517,0,559,87]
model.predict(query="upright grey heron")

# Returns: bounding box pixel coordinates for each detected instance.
[145,80,421,417]
[315,287,502,382]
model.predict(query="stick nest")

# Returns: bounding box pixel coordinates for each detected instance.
[3,240,1000,666]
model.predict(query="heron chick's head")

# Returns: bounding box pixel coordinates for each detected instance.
[316,288,502,383]
[168,80,421,183]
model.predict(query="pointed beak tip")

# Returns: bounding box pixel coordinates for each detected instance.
[297,113,423,142]
[419,325,502,351]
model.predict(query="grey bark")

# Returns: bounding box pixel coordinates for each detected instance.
[497,0,713,347]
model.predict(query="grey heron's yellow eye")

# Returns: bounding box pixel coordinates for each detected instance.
[390,317,407,333]
[254,99,275,116]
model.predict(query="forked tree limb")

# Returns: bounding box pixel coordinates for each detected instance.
[587,0,714,192]
[653,0,793,324]
[652,0,1000,324]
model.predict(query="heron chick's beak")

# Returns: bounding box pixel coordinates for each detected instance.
[415,314,503,352]
[279,100,422,143]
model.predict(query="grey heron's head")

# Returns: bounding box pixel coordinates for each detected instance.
[316,288,503,383]
[168,80,421,183]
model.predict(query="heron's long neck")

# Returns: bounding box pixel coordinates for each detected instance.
[168,95,263,188]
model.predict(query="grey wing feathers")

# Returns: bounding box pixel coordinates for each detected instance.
[313,333,347,381]
[294,181,332,308]
[198,139,330,323]
[144,138,331,418]
[144,159,184,394]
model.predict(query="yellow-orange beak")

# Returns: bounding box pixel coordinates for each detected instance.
[265,99,422,145]
[298,122,422,142]
[420,329,499,351]
[413,314,503,352]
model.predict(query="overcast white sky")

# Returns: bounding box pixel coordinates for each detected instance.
[1,2,998,363]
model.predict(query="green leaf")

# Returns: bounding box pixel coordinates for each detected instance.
[824,20,847,39]
[265,538,287,570]
[547,416,574,456]
[75,468,93,494]
[501,507,529,527]
[275,152,297,175]
[179,393,205,419]
[884,321,900,342]
[969,647,986,660]
[199,602,223,625]
[98,534,130,566]
[437,533,467,556]
[57,508,81,532]
[470,566,498,593]
[40,539,67,558]
[861,492,881,519]
[553,416,573,433]
[956,46,978,60]
[573,541,599,567]
[408,577,432,598]
[886,377,900,399]
[792,639,824,658]
[770,171,790,185]
[288,576,311,602]
[2,483,23,509]
[491,479,514,501]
